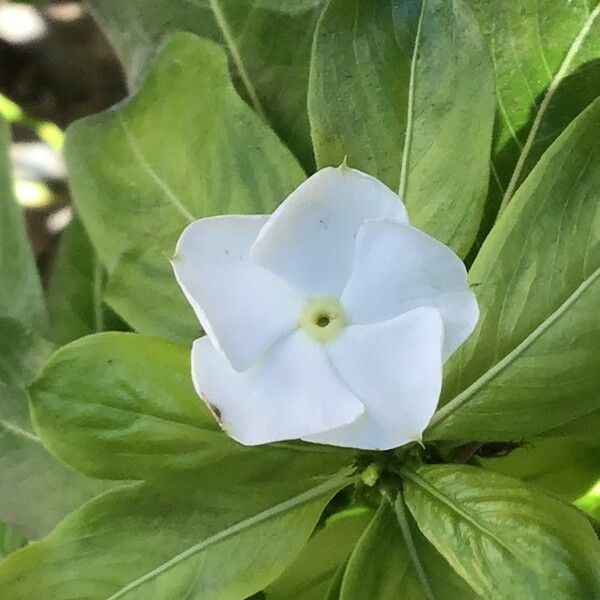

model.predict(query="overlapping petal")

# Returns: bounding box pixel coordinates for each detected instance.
[304,308,444,450]
[250,166,408,297]
[172,216,304,372]
[341,219,478,359]
[192,334,364,445]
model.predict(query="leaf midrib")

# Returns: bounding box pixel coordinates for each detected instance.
[117,114,195,223]
[106,473,352,599]
[398,0,425,199]
[427,265,600,435]
[401,468,520,588]
[498,4,600,213]
[0,416,41,444]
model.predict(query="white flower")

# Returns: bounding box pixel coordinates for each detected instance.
[172,166,478,450]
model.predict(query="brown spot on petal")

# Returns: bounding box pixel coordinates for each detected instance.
[207,402,222,421]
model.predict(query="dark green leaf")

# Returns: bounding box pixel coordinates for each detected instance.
[470,0,600,217]
[429,98,600,441]
[266,508,371,600]
[309,0,495,256]
[0,473,351,599]
[87,0,322,168]
[65,32,305,343]
[46,218,123,344]
[0,118,44,327]
[403,464,600,599]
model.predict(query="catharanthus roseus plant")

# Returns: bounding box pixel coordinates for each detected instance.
[173,166,478,448]
[0,0,599,599]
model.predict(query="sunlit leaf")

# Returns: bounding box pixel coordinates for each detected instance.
[404,465,600,599]
[65,33,305,342]
[87,0,323,167]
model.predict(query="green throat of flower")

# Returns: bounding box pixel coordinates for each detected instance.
[299,297,346,343]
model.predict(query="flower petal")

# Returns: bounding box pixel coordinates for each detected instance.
[173,216,304,372]
[250,166,408,296]
[341,219,478,359]
[303,308,443,450]
[192,333,364,446]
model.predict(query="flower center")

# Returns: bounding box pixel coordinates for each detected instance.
[299,297,346,343]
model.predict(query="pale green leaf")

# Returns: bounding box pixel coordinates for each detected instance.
[29,332,352,482]
[338,498,479,600]
[308,0,495,256]
[65,32,305,342]
[0,318,108,538]
[266,508,371,600]
[0,118,44,327]
[87,0,323,167]
[104,246,197,343]
[403,465,600,600]
[428,98,600,441]
[0,473,351,599]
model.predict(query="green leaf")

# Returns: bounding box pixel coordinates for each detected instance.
[0,318,108,538]
[0,522,26,559]
[403,464,600,600]
[470,0,600,216]
[266,508,371,600]
[338,498,478,599]
[480,438,600,502]
[428,98,600,441]
[0,118,44,328]
[308,0,495,256]
[104,246,197,343]
[29,332,352,482]
[87,0,322,168]
[46,218,123,344]
[0,473,351,599]
[65,32,305,343]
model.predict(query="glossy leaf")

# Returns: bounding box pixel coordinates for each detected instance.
[29,332,352,482]
[470,0,600,215]
[65,33,304,342]
[0,473,351,599]
[87,0,322,167]
[0,318,107,538]
[338,499,478,599]
[266,508,371,600]
[403,465,600,599]
[309,0,495,256]
[429,98,600,441]
[0,118,44,328]
[480,438,600,502]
